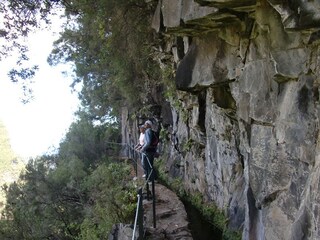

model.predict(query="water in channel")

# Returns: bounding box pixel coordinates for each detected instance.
[183,200,223,240]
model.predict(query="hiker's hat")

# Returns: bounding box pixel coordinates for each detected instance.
[144,120,153,127]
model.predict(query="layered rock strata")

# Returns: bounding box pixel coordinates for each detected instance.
[145,0,320,239]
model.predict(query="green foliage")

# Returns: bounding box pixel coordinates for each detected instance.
[161,64,191,123]
[0,157,83,240]
[0,115,135,239]
[162,64,177,100]
[2,0,165,115]
[187,194,241,240]
[182,138,194,152]
[159,128,170,142]
[0,121,18,172]
[59,110,121,168]
[0,0,62,102]
[0,121,25,215]
[0,158,136,239]
[78,163,136,239]
[50,155,87,187]
[47,0,162,119]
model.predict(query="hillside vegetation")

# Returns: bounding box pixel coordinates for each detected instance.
[0,114,138,239]
[0,120,25,214]
[0,0,163,239]
[0,121,16,172]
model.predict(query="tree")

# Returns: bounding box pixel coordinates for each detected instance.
[0,0,63,102]
[0,124,134,239]
[79,162,136,240]
[0,156,85,239]
[0,1,160,238]
[2,0,163,114]
[58,110,121,168]
[48,0,161,120]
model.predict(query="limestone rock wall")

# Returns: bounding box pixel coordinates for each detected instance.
[150,0,320,239]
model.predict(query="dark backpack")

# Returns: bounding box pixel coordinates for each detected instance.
[150,130,159,148]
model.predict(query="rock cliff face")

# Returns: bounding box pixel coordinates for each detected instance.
[124,0,320,239]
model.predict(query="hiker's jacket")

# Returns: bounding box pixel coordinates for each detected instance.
[141,128,156,153]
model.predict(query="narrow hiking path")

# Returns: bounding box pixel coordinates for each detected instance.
[143,183,193,239]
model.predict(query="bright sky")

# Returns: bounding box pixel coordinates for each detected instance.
[0,14,80,159]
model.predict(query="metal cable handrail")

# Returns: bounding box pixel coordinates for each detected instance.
[105,141,156,239]
[132,189,143,240]
[130,147,156,240]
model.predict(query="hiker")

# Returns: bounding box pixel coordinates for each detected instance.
[134,125,145,172]
[134,125,145,151]
[140,120,158,180]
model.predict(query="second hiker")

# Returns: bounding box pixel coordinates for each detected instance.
[140,120,158,180]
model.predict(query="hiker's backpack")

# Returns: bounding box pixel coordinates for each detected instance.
[150,130,159,149]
